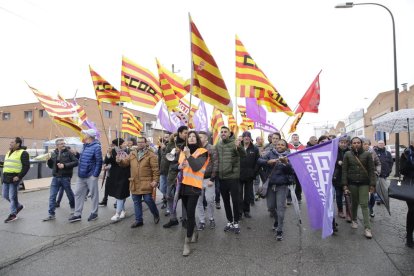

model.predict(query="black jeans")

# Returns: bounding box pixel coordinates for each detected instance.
[335,186,344,213]
[239,179,253,213]
[407,201,414,240]
[219,179,240,223]
[215,179,220,204]
[182,194,200,238]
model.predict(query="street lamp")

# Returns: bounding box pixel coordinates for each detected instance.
[335,2,400,175]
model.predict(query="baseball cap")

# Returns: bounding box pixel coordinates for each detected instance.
[82,129,97,138]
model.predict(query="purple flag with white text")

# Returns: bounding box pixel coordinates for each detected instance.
[193,101,209,131]
[158,102,184,133]
[246,98,267,124]
[287,138,339,238]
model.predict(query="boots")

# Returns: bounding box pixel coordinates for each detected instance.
[191,231,199,243]
[183,237,191,256]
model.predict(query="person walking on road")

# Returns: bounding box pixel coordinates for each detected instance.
[68,129,102,223]
[119,137,160,228]
[363,139,381,218]
[342,137,376,239]
[333,136,350,221]
[216,126,246,234]
[2,137,30,223]
[43,139,78,221]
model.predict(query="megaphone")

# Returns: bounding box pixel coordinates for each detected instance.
[166,148,176,161]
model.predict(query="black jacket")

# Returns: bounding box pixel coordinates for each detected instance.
[47,148,78,178]
[2,146,30,183]
[240,142,260,181]
[374,147,393,178]
[333,147,349,187]
[104,148,130,199]
[400,146,414,179]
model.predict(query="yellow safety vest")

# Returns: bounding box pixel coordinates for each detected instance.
[3,149,24,173]
[179,148,209,189]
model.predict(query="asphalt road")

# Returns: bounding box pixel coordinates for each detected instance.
[0,185,413,276]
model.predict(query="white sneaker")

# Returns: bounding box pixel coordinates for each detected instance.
[120,210,126,219]
[111,213,120,221]
[351,221,358,229]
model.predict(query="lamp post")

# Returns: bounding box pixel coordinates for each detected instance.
[335,2,400,175]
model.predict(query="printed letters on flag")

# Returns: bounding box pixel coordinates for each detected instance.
[89,66,120,107]
[121,56,162,109]
[158,102,185,133]
[287,138,339,238]
[190,16,232,114]
[295,72,321,114]
[122,108,143,137]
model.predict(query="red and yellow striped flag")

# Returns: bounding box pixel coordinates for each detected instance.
[190,16,232,114]
[211,107,224,145]
[156,59,180,111]
[235,36,293,116]
[28,85,75,118]
[288,112,304,134]
[238,104,254,130]
[53,117,83,137]
[156,59,187,104]
[227,113,238,134]
[73,101,88,125]
[122,108,143,137]
[121,56,162,109]
[89,66,120,107]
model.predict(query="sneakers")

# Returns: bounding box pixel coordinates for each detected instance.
[17,205,24,214]
[87,213,98,222]
[111,213,120,221]
[4,214,17,223]
[43,215,56,221]
[163,219,179,228]
[209,219,216,229]
[68,215,81,223]
[276,231,283,241]
[154,215,160,224]
[164,210,170,217]
[338,211,346,219]
[351,221,358,229]
[364,229,372,239]
[215,202,221,209]
[369,210,375,218]
[224,222,234,232]
[119,210,126,219]
[197,222,206,231]
[131,221,144,228]
[98,201,107,207]
[233,223,241,234]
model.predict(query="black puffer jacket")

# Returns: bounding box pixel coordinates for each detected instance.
[400,146,414,179]
[240,142,259,181]
[47,148,78,178]
[342,148,375,187]
[374,147,393,178]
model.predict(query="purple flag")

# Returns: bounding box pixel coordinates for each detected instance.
[158,102,184,133]
[254,122,279,133]
[287,138,339,238]
[246,98,267,124]
[193,101,209,131]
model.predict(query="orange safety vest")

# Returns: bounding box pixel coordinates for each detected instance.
[178,148,209,189]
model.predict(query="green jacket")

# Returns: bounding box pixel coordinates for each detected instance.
[216,134,246,180]
[342,148,375,187]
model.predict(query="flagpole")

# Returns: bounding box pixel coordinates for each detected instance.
[97,103,110,145]
[188,12,194,132]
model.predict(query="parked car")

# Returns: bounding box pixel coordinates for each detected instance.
[385,144,407,160]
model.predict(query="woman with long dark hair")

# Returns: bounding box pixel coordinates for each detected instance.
[178,131,209,256]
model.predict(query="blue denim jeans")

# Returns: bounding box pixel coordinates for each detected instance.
[131,194,159,223]
[2,182,22,215]
[116,199,126,214]
[49,177,74,215]
[159,174,167,196]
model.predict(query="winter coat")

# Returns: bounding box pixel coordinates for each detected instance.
[203,143,218,180]
[78,140,103,178]
[104,148,130,199]
[374,147,393,178]
[368,148,381,176]
[258,149,293,186]
[166,136,186,186]
[47,148,78,178]
[400,146,414,179]
[120,149,159,195]
[342,148,375,187]
[332,147,349,187]
[216,134,246,180]
[158,141,170,176]
[240,142,260,181]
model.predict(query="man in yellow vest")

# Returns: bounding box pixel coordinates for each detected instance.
[2,137,30,223]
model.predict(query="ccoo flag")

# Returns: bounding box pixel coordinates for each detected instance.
[122,108,143,137]
[89,66,120,107]
[287,138,339,238]
[190,15,232,114]
[296,72,321,114]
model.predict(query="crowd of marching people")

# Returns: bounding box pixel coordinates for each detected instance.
[2,127,414,256]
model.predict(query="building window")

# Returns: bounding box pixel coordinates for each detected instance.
[135,116,141,122]
[145,122,153,131]
[2,112,11,120]
[39,109,48,118]
[104,110,112,118]
[24,110,33,121]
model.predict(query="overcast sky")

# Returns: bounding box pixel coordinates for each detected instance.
[0,0,413,141]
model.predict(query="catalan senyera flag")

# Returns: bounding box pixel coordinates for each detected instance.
[157,59,180,111]
[190,16,232,114]
[28,85,75,118]
[227,113,238,134]
[122,108,143,137]
[53,117,83,137]
[295,72,321,114]
[289,112,304,134]
[238,104,254,130]
[73,100,88,125]
[156,59,187,103]
[89,66,120,107]
[211,107,224,145]
[235,36,293,116]
[120,56,162,109]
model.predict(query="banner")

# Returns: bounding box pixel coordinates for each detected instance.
[287,138,339,238]
[158,102,184,133]
[254,122,279,133]
[245,98,267,124]
[193,101,209,132]
[296,72,321,114]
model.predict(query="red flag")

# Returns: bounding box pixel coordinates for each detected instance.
[295,72,321,114]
